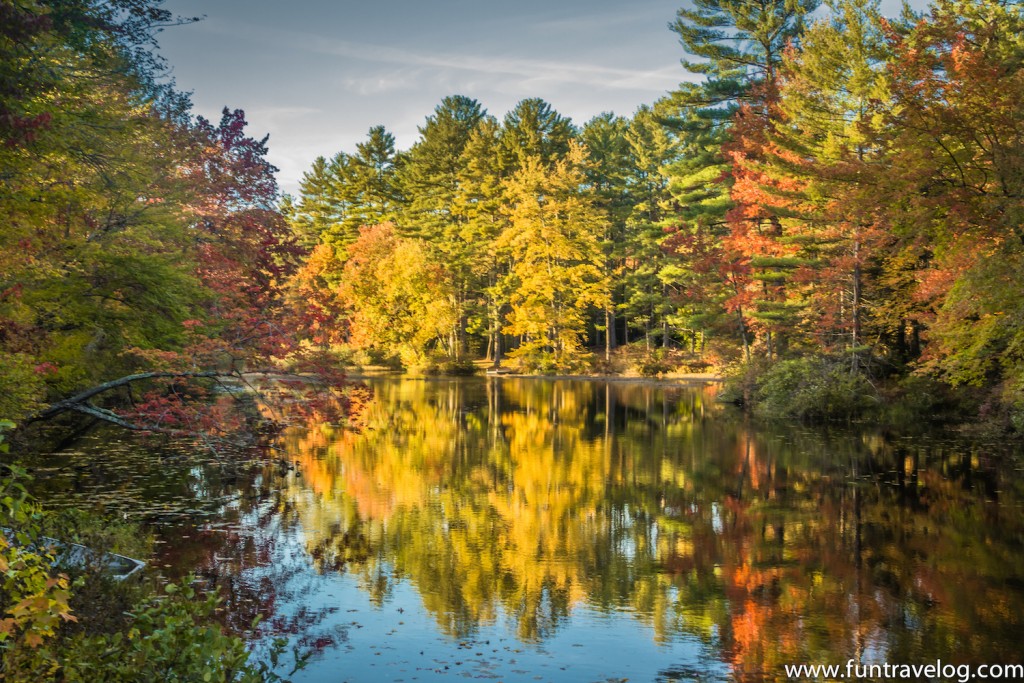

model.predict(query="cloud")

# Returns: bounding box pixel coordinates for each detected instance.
[194,18,681,94]
[530,4,675,34]
[243,105,322,126]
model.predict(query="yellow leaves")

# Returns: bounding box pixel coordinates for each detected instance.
[496,144,610,368]
[0,528,75,649]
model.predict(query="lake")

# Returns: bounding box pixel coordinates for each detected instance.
[29,377,1024,682]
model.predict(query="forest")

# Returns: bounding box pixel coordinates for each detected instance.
[270,0,1024,426]
[3,0,1024,430]
[1,0,1024,678]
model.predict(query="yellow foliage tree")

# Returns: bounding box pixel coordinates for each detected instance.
[497,142,609,372]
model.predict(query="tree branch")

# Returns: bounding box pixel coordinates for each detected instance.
[28,371,233,424]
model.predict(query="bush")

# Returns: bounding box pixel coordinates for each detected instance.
[508,349,592,375]
[56,580,297,683]
[634,350,675,377]
[754,356,877,420]
[0,356,48,423]
[421,358,478,376]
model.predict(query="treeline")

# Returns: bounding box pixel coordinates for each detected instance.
[287,97,677,372]
[289,0,1024,425]
[0,0,336,429]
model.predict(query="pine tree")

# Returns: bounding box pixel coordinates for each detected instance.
[351,125,403,228]
[455,115,510,363]
[500,98,576,170]
[400,95,486,241]
[663,0,819,361]
[581,112,632,358]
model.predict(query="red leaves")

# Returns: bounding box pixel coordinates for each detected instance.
[32,362,57,376]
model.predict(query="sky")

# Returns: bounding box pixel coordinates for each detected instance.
[156,0,927,196]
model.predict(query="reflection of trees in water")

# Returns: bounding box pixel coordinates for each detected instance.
[281,378,1024,675]
[151,457,349,656]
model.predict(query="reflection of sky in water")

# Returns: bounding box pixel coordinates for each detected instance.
[274,570,728,683]
[214,458,730,682]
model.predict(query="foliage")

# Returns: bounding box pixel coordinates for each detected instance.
[0,0,349,440]
[633,349,676,378]
[337,224,458,368]
[55,580,298,683]
[9,0,1024,435]
[0,356,48,423]
[753,355,876,419]
[0,457,75,670]
[498,143,609,371]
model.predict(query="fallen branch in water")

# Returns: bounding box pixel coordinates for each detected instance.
[28,371,229,426]
[21,368,356,450]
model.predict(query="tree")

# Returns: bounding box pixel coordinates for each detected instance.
[293,126,404,253]
[399,95,488,358]
[336,224,458,368]
[497,143,609,372]
[287,156,343,249]
[351,125,403,227]
[450,115,511,363]
[875,0,1024,423]
[765,0,892,362]
[400,95,487,241]
[663,0,819,362]
[500,98,576,170]
[0,0,347,437]
[581,112,632,358]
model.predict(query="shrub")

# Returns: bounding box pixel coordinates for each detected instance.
[0,357,48,423]
[56,580,296,683]
[634,350,675,377]
[754,356,877,420]
[421,358,478,376]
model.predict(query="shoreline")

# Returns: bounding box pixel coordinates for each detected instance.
[341,367,722,384]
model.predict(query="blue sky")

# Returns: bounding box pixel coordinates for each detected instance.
[157,0,927,195]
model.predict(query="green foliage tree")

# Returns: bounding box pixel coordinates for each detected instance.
[500,98,576,169]
[454,115,510,362]
[581,112,632,357]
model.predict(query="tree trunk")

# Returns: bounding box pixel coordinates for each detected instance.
[605,308,616,361]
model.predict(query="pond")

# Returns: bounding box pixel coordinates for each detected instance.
[28,377,1024,682]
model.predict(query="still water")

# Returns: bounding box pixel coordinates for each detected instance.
[32,377,1024,681]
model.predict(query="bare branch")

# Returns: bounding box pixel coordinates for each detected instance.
[28,371,233,423]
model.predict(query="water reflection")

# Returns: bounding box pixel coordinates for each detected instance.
[277,378,1024,677]
[27,377,1024,680]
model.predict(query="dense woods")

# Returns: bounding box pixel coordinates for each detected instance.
[3,0,1024,429]
[285,0,1024,427]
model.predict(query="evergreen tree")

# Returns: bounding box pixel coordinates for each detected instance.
[663,0,819,361]
[581,112,632,357]
[400,95,486,241]
[455,115,510,362]
[621,106,682,351]
[500,98,576,169]
[289,155,341,248]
